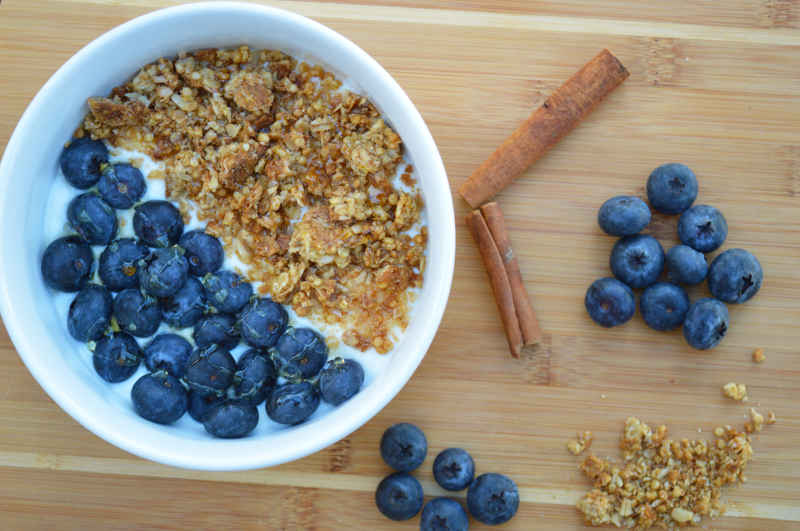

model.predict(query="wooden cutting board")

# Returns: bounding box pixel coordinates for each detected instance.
[1,0,799,529]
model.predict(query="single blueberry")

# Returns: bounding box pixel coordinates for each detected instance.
[133,200,184,248]
[264,381,320,425]
[380,423,427,472]
[60,137,108,189]
[67,284,112,342]
[683,298,729,350]
[159,276,207,329]
[375,472,424,522]
[41,236,94,293]
[609,234,665,289]
[432,448,475,492]
[99,238,150,292]
[707,249,763,304]
[143,333,193,378]
[204,270,253,315]
[187,391,226,423]
[130,370,188,424]
[203,398,260,438]
[677,205,728,253]
[179,230,224,277]
[317,358,364,406]
[584,278,635,328]
[666,245,708,286]
[97,163,146,209]
[233,349,278,406]
[138,246,189,298]
[640,282,690,332]
[113,289,161,338]
[193,313,240,350]
[646,163,698,215]
[92,331,141,383]
[272,327,328,382]
[597,196,651,237]
[466,473,520,526]
[184,344,236,397]
[239,297,288,349]
[420,498,469,531]
[67,192,118,246]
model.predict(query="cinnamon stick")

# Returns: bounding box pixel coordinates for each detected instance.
[479,202,542,346]
[458,49,629,208]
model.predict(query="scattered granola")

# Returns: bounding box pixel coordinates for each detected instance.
[722,382,748,402]
[766,411,776,425]
[750,408,764,432]
[753,348,765,363]
[568,431,595,455]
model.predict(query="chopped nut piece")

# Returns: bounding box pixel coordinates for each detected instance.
[750,408,764,432]
[766,411,776,425]
[670,507,694,523]
[753,348,765,363]
[568,431,595,455]
[723,382,748,402]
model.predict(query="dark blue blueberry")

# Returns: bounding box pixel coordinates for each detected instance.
[193,312,240,350]
[375,472,423,522]
[113,289,161,338]
[133,200,184,248]
[646,163,698,215]
[184,344,236,397]
[137,246,189,298]
[640,282,690,332]
[67,284,112,342]
[204,270,253,315]
[159,276,207,329]
[597,196,651,237]
[97,163,146,209]
[317,358,364,405]
[60,137,108,189]
[187,391,227,422]
[130,370,188,424]
[92,331,141,383]
[433,448,475,492]
[272,327,328,382]
[678,205,728,253]
[683,298,729,350]
[264,381,319,425]
[99,238,150,292]
[609,234,665,289]
[143,333,193,378]
[585,278,635,328]
[707,249,763,304]
[420,498,469,531]
[179,230,224,277]
[466,473,519,526]
[41,236,94,293]
[239,297,288,349]
[233,349,278,406]
[380,423,427,472]
[203,398,259,438]
[666,245,708,286]
[67,192,118,246]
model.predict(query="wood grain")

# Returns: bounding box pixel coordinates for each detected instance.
[1,0,800,529]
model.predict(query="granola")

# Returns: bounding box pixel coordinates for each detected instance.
[568,431,595,455]
[753,348,765,363]
[722,383,748,402]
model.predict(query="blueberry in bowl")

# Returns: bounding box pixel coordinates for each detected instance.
[707,248,763,304]
[193,312,240,351]
[60,136,109,189]
[112,288,161,338]
[433,447,475,492]
[665,244,708,286]
[597,195,651,237]
[264,381,320,425]
[91,331,141,383]
[317,358,364,406]
[187,391,227,423]
[420,498,469,531]
[138,246,189,298]
[677,205,727,253]
[233,349,278,406]
[41,235,95,293]
[585,277,635,328]
[130,370,189,424]
[143,333,193,378]
[203,398,260,438]
[683,298,729,350]
[609,234,665,289]
[159,275,207,329]
[380,422,427,472]
[646,163,698,215]
[97,163,146,210]
[179,230,224,277]
[466,473,519,526]
[271,327,328,383]
[66,191,119,246]
[98,238,149,292]
[204,270,253,315]
[375,472,424,521]
[238,297,288,349]
[133,200,184,248]
[640,282,690,332]
[67,284,113,342]
[184,344,237,397]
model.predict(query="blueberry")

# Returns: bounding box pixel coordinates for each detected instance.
[67,284,112,342]
[187,391,226,422]
[138,246,189,298]
[420,498,469,531]
[640,282,690,332]
[683,298,729,350]
[466,473,519,526]
[159,276,207,329]
[133,200,184,248]
[184,344,236,397]
[238,297,288,349]
[666,245,708,286]
[97,163,146,210]
[646,163,698,215]
[375,472,424,522]
[67,192,118,246]
[584,278,635,328]
[264,381,319,425]
[433,448,475,492]
[380,423,427,472]
[130,370,188,424]
[99,238,149,292]
[677,205,728,253]
[597,196,651,237]
[707,249,763,304]
[203,398,260,438]
[41,236,94,293]
[193,313,240,350]
[272,327,328,382]
[203,270,253,315]
[609,234,665,289]
[317,358,364,405]
[233,349,278,406]
[113,289,161,338]
[179,230,224,277]
[143,333,193,378]
[92,331,141,383]
[60,137,108,189]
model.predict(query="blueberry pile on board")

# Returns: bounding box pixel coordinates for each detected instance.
[586,163,763,350]
[41,136,365,437]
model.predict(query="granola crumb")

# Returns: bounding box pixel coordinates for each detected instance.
[766,411,776,425]
[753,348,765,363]
[568,431,595,455]
[723,382,748,402]
[750,408,764,432]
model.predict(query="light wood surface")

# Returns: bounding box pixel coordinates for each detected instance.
[1,0,799,529]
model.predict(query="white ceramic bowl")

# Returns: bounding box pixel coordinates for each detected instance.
[0,2,454,471]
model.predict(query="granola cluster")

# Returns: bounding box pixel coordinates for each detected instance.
[80,45,427,353]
